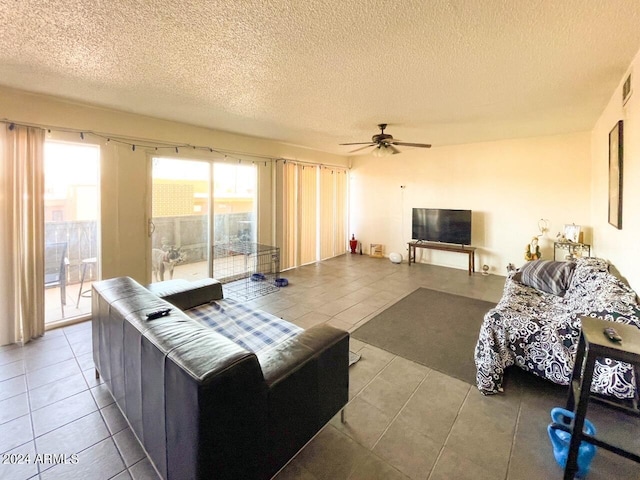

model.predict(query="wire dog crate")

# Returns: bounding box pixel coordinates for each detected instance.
[212,242,280,300]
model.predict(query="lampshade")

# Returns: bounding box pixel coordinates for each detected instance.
[372,144,393,157]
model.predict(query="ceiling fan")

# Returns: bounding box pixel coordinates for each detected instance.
[340,124,432,157]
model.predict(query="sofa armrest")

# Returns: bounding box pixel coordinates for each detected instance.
[256,325,349,477]
[146,278,223,310]
[257,325,348,386]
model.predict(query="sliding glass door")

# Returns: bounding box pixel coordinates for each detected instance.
[212,162,257,245]
[44,141,100,325]
[150,157,257,284]
[150,158,211,283]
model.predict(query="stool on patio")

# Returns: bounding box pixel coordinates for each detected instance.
[76,257,97,308]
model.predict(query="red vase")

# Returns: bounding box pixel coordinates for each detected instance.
[349,235,358,254]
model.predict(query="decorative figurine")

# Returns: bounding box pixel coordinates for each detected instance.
[525,236,541,261]
[538,218,549,236]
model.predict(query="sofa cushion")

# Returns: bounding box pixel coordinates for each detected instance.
[516,260,576,296]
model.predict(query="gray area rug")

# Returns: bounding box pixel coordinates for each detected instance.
[352,288,495,385]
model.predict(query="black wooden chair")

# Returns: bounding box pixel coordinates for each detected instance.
[45,242,68,317]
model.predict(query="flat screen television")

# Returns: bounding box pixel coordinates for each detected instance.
[412,208,472,245]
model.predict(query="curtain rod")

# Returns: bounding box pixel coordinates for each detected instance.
[1,118,349,170]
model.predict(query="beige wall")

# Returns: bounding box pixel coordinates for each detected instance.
[0,86,347,284]
[349,132,592,275]
[590,49,640,292]
[349,41,640,295]
[3,43,640,295]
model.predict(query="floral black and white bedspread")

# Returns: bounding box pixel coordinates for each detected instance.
[475,257,640,398]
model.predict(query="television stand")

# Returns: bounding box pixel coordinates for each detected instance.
[407,241,476,275]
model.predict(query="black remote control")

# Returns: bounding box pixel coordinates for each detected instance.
[603,327,622,343]
[146,308,172,320]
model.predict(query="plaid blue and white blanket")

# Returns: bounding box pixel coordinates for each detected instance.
[185,299,302,354]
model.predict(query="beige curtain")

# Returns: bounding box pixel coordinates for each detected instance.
[0,124,45,345]
[276,161,346,270]
[278,162,297,270]
[319,168,335,260]
[298,165,317,265]
[334,169,348,255]
[319,167,348,259]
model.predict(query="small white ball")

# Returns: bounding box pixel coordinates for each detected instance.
[389,252,402,264]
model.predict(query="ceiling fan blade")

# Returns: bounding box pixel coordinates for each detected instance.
[391,141,432,148]
[339,142,375,146]
[349,144,375,153]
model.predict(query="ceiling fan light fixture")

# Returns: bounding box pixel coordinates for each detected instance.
[373,144,393,157]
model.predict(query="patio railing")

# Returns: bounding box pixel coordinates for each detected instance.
[45,220,98,285]
[46,212,255,285]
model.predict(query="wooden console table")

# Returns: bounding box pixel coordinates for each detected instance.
[407,241,476,275]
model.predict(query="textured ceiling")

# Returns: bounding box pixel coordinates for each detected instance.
[1,1,640,155]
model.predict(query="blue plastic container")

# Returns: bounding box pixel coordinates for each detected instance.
[547,407,597,478]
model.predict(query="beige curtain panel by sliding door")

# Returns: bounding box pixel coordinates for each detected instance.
[0,124,45,345]
[276,161,347,271]
[297,165,318,266]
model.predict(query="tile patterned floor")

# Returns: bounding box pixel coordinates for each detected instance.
[2,254,640,479]
[44,281,94,327]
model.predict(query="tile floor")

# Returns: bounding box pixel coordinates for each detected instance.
[44,281,94,326]
[1,254,640,479]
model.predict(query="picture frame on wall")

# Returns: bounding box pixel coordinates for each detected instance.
[608,120,623,229]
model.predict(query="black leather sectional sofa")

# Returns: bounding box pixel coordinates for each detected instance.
[92,276,349,479]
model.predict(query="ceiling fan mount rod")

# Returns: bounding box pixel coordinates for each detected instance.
[373,124,392,143]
